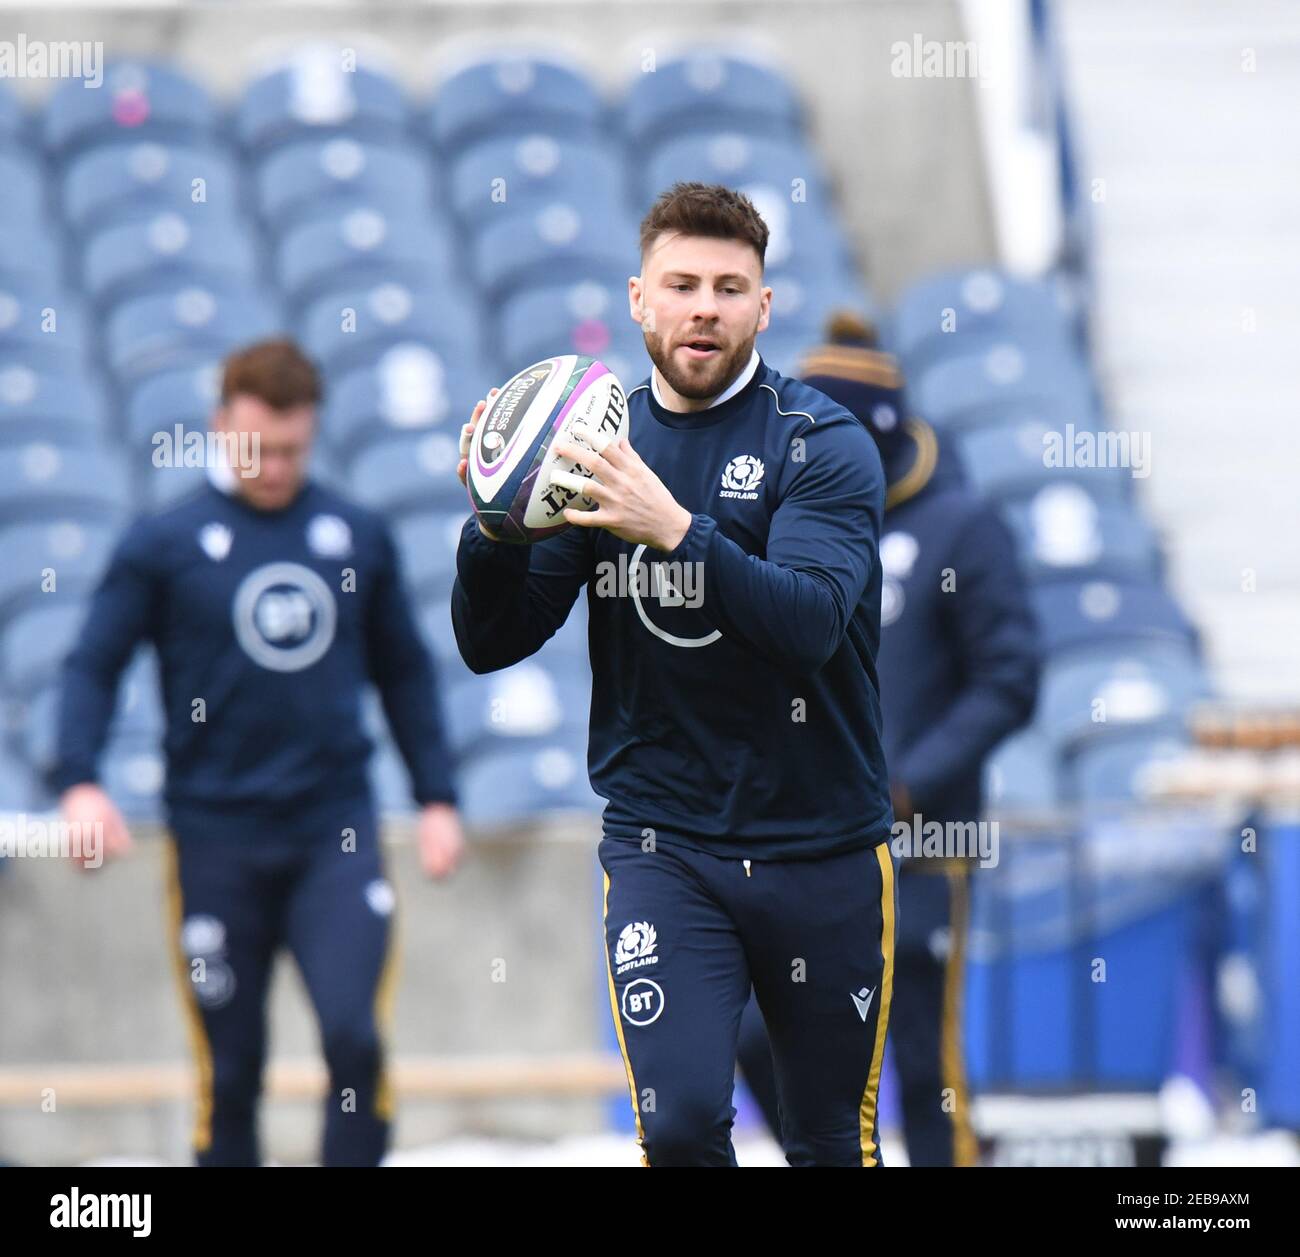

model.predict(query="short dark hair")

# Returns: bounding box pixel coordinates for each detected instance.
[221,337,322,409]
[639,182,769,269]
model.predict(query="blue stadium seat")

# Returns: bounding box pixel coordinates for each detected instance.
[105,285,282,381]
[112,651,165,742]
[643,146,854,274]
[360,681,455,803]
[983,729,1061,813]
[644,132,829,211]
[424,591,589,680]
[257,137,432,232]
[62,141,241,234]
[0,151,45,223]
[1030,580,1199,659]
[276,208,455,310]
[498,280,645,381]
[0,518,115,622]
[368,737,415,815]
[19,685,60,779]
[22,653,164,780]
[1065,732,1192,805]
[147,460,211,509]
[444,658,589,759]
[957,417,1131,505]
[125,362,221,451]
[430,54,604,155]
[349,431,467,517]
[757,332,824,378]
[745,194,853,273]
[1037,653,1208,751]
[449,133,625,228]
[418,599,471,680]
[1002,486,1162,585]
[913,343,1097,432]
[0,743,37,810]
[890,268,1080,371]
[457,740,600,826]
[359,689,390,748]
[83,212,260,309]
[0,229,64,295]
[44,61,218,159]
[1,602,87,695]
[472,202,637,298]
[0,443,129,525]
[766,265,877,343]
[299,282,483,380]
[622,52,802,148]
[543,600,590,665]
[0,289,91,374]
[324,347,480,459]
[0,367,108,448]
[308,439,350,495]
[0,82,27,151]
[392,511,468,602]
[236,57,409,154]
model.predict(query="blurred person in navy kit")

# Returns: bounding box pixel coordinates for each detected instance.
[453,185,897,1167]
[736,314,1040,1165]
[53,338,464,1167]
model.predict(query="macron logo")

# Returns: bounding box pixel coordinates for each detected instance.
[851,986,876,1022]
[50,1188,151,1237]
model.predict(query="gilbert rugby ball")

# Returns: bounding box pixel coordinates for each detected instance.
[467,354,628,544]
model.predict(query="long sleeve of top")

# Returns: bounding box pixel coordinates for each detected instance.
[365,523,457,805]
[451,518,594,675]
[51,520,159,792]
[661,415,882,676]
[891,502,1040,808]
[51,480,458,812]
[450,359,894,860]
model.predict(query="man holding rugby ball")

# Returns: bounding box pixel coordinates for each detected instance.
[453,183,894,1167]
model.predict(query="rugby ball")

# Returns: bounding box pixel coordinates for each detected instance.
[467,354,628,544]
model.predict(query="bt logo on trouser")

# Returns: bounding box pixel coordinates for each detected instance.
[621,978,665,1027]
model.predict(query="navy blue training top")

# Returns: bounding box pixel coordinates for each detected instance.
[452,356,893,859]
[52,478,457,813]
[875,419,1039,826]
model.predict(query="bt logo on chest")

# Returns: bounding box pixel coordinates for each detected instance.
[232,562,337,672]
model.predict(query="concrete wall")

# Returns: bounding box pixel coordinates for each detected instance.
[0,817,608,1164]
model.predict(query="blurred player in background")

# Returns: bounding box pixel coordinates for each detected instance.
[454,184,896,1167]
[736,315,1040,1165]
[51,338,463,1167]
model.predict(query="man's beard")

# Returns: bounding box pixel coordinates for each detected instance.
[643,321,758,402]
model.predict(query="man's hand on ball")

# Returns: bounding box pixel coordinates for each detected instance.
[458,388,500,540]
[551,436,693,552]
